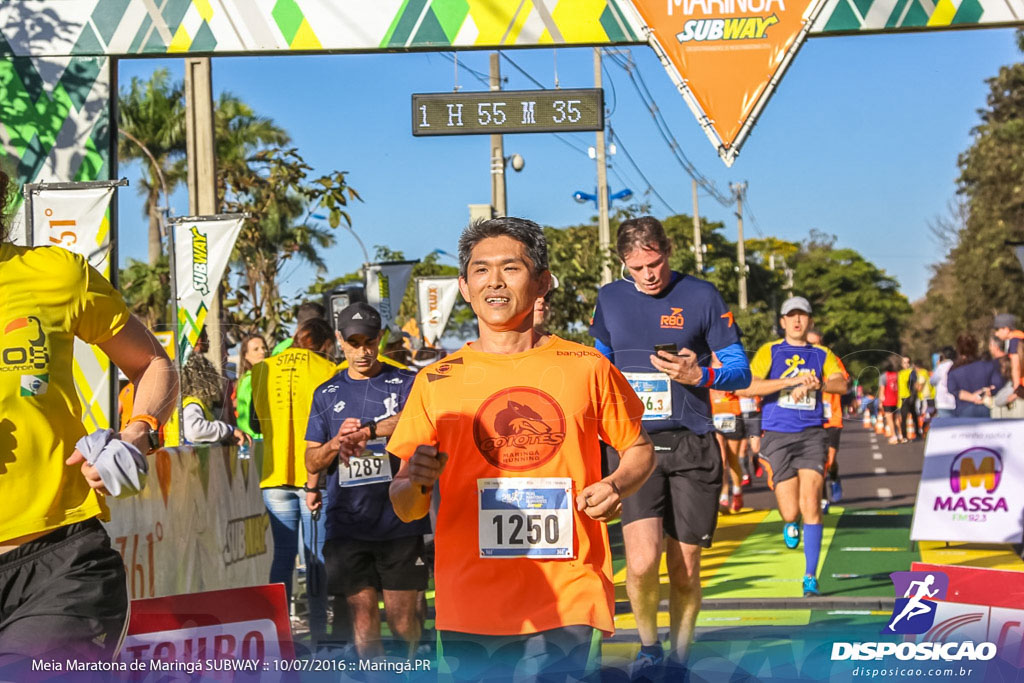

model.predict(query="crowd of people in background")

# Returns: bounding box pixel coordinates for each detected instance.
[856,313,1024,445]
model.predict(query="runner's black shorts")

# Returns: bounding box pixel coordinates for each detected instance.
[714,413,746,441]
[0,518,128,668]
[760,428,828,489]
[324,534,428,596]
[608,429,722,548]
[742,411,761,438]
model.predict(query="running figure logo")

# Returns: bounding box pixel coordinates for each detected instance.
[882,571,949,634]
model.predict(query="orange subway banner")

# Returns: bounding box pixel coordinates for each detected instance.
[629,0,826,165]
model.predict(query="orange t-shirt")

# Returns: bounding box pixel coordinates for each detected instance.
[387,335,644,636]
[710,389,741,415]
[823,356,850,429]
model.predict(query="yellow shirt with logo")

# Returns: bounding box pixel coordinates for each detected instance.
[0,244,130,543]
[251,347,337,488]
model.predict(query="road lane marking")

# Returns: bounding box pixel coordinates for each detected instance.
[874,467,887,474]
[877,487,893,498]
[873,453,883,460]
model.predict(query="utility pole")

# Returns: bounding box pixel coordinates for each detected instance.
[489,53,506,217]
[731,181,748,310]
[595,48,612,286]
[184,57,221,368]
[691,179,703,274]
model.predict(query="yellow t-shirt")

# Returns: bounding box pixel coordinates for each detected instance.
[251,347,337,488]
[387,335,644,636]
[0,244,130,543]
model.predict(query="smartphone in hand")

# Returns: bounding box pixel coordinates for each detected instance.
[654,343,679,355]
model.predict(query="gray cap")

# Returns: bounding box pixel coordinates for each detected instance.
[993,313,1017,330]
[780,296,812,316]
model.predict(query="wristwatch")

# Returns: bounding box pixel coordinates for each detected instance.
[127,414,161,454]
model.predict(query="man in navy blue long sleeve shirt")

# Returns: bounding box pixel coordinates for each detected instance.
[589,216,750,675]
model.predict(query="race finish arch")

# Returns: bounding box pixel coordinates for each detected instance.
[2,0,1023,195]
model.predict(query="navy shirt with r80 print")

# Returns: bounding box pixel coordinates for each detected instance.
[306,365,430,542]
[589,272,743,435]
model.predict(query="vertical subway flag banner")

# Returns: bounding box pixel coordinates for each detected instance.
[416,276,461,347]
[365,261,418,330]
[27,184,118,431]
[911,420,1024,544]
[627,0,827,165]
[173,216,244,360]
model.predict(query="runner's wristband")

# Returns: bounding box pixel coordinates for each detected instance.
[303,484,320,493]
[127,414,160,431]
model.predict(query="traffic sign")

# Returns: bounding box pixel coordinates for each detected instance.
[412,88,603,136]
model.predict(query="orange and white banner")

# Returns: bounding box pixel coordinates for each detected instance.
[627,0,826,165]
[416,276,460,347]
[26,182,120,431]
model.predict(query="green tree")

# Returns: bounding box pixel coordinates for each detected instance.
[117,69,185,266]
[221,147,360,342]
[911,31,1024,349]
[789,231,911,381]
[119,255,171,330]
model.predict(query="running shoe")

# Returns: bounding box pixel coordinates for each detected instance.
[754,459,764,479]
[731,492,743,513]
[821,499,830,514]
[630,647,664,681]
[803,575,820,597]
[830,480,843,503]
[783,522,800,549]
[741,474,751,487]
[719,495,730,512]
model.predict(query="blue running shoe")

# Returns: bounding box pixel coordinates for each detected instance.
[830,480,843,503]
[803,574,820,597]
[783,522,800,549]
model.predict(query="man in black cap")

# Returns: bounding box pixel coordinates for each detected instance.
[304,303,428,658]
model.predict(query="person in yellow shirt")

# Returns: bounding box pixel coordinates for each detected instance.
[250,317,338,643]
[0,170,178,666]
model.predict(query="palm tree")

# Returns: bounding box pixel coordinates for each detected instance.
[117,69,186,266]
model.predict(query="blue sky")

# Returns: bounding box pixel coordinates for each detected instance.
[115,29,1021,305]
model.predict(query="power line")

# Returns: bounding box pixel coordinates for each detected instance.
[498,51,546,89]
[439,52,491,88]
[741,191,767,238]
[610,128,678,215]
[604,49,731,207]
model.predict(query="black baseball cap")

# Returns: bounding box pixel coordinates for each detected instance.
[337,302,382,340]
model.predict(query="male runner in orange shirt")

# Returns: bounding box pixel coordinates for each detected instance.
[388,217,654,680]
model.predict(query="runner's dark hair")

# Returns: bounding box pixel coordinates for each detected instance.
[616,215,672,261]
[458,216,549,278]
[295,301,326,325]
[952,333,979,369]
[294,317,335,358]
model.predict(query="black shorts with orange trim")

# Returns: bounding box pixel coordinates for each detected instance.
[760,428,828,490]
